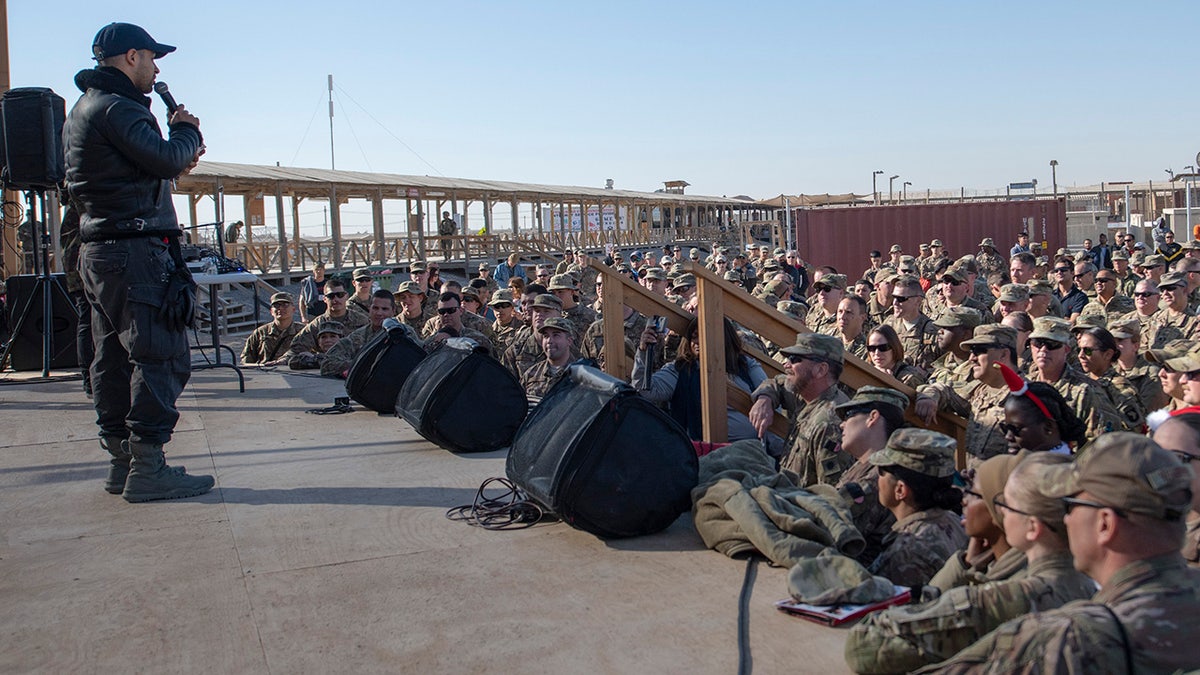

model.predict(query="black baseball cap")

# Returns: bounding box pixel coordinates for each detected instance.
[92,23,176,60]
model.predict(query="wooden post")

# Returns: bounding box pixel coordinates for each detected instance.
[291,195,303,268]
[329,185,342,269]
[187,194,199,245]
[372,188,385,265]
[482,193,492,235]
[275,182,289,274]
[696,275,728,442]
[511,196,519,237]
[535,199,543,236]
[600,273,627,378]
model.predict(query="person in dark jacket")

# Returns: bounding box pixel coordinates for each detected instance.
[64,22,211,502]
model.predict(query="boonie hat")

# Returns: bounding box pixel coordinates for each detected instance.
[92,22,175,60]
[780,333,844,364]
[1041,432,1193,521]
[867,428,957,478]
[979,237,995,248]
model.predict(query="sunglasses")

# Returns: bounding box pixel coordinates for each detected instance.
[437,307,459,315]
[942,278,966,286]
[1095,278,1116,284]
[1062,496,1127,519]
[326,291,348,299]
[1030,338,1065,350]
[997,421,1023,436]
[992,495,1034,517]
[1160,285,1184,293]
[786,354,820,365]
[1053,268,1073,274]
[891,295,917,302]
[865,344,891,353]
[1134,291,1159,298]
[969,344,1000,356]
[840,407,872,422]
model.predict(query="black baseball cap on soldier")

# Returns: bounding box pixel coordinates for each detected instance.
[92,23,176,60]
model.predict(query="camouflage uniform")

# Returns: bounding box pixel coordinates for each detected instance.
[240,321,302,364]
[868,295,893,327]
[843,332,869,361]
[836,459,894,566]
[920,555,1200,674]
[975,251,1006,279]
[579,312,647,372]
[869,509,967,589]
[1030,364,1126,438]
[502,325,580,378]
[752,378,851,486]
[562,303,600,340]
[565,262,597,302]
[1079,293,1136,323]
[519,359,570,399]
[1149,307,1198,347]
[883,313,942,372]
[1115,356,1167,414]
[491,315,526,355]
[887,361,929,389]
[320,323,384,377]
[421,312,496,354]
[288,307,368,355]
[847,552,1096,674]
[1115,269,1143,297]
[285,320,346,370]
[806,305,838,336]
[422,325,491,354]
[925,351,972,388]
[918,380,1010,462]
[1092,366,1148,432]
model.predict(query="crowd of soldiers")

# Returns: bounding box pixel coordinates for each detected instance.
[238,231,1200,673]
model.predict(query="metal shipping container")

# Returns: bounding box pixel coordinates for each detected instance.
[790,199,1066,283]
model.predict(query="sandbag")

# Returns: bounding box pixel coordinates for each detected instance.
[395,338,527,453]
[506,364,698,538]
[344,320,427,413]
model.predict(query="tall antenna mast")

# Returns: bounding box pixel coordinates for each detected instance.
[327,74,335,170]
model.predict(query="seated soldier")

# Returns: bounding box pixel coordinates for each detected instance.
[241,292,301,366]
[287,320,344,370]
[394,280,430,331]
[489,289,525,355]
[925,434,1198,673]
[847,453,1095,674]
[321,290,396,378]
[520,317,574,399]
[867,429,968,590]
[422,291,492,354]
[287,277,368,356]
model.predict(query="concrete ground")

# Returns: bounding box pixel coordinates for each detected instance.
[0,363,850,673]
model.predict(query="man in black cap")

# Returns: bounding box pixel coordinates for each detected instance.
[64,22,211,502]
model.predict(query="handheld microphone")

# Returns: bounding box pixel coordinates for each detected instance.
[153,81,179,115]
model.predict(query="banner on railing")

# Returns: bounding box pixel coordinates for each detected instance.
[545,205,627,232]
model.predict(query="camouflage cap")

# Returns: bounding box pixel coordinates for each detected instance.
[269,292,294,305]
[670,263,687,276]
[814,273,848,291]
[1158,271,1188,290]
[689,247,701,259]
[1041,432,1193,521]
[723,270,742,282]
[892,274,924,296]
[672,273,697,290]
[1073,251,1091,263]
[787,555,894,606]
[488,289,515,307]
[1146,339,1196,366]
[409,260,428,273]
[1142,254,1166,269]
[867,428,958,478]
[644,267,667,281]
[940,267,967,284]
[889,244,903,253]
[834,386,910,418]
[1035,255,1049,267]
[930,238,944,248]
[759,245,770,251]
[1026,279,1054,297]
[478,261,490,270]
[1160,342,1200,373]
[530,293,564,311]
[779,332,845,365]
[316,320,346,336]
[713,255,728,263]
[998,283,1030,303]
[1183,239,1200,251]
[1029,316,1072,344]
[761,260,782,273]
[538,316,574,336]
[1072,313,1107,331]
[660,255,675,266]
[875,269,899,285]
[397,281,425,296]
[352,267,373,280]
[460,287,481,302]
[1112,248,1130,261]
[1055,247,1069,257]
[1108,317,1141,340]
[979,237,996,248]
[763,279,786,296]
[899,255,917,264]
[956,257,979,275]
[547,274,576,291]
[773,247,786,256]
[776,300,807,318]
[933,306,982,329]
[919,243,931,251]
[959,324,1018,350]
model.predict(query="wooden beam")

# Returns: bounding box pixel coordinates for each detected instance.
[696,276,728,442]
[274,182,289,274]
[372,189,385,265]
[329,185,342,268]
[600,277,628,379]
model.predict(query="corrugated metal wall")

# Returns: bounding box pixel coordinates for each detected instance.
[792,199,1066,281]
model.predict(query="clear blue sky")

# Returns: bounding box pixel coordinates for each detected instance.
[10,1,1198,203]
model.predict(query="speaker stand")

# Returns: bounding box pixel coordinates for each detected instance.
[0,189,67,379]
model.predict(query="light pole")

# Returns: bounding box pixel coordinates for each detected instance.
[889,175,899,204]
[1050,160,1058,199]
[902,181,911,202]
[872,170,884,206]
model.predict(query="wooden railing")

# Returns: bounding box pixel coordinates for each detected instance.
[591,259,970,466]
[221,225,730,275]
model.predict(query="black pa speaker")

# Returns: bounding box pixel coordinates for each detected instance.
[0,88,66,189]
[506,365,698,538]
[4,274,79,371]
[344,321,426,414]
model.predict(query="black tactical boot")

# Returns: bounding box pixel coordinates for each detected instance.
[99,436,131,495]
[122,442,214,503]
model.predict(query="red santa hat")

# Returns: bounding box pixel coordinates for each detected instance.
[994,362,1052,421]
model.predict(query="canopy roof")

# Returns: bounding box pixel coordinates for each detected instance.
[756,193,868,208]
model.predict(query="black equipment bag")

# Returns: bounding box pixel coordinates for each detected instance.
[344,320,426,414]
[395,338,528,453]
[505,364,698,539]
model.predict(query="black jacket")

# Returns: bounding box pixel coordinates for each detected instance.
[63,67,202,242]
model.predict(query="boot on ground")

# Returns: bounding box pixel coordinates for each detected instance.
[122,442,214,503]
[99,436,131,495]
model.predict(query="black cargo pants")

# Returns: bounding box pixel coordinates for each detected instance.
[80,236,190,446]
